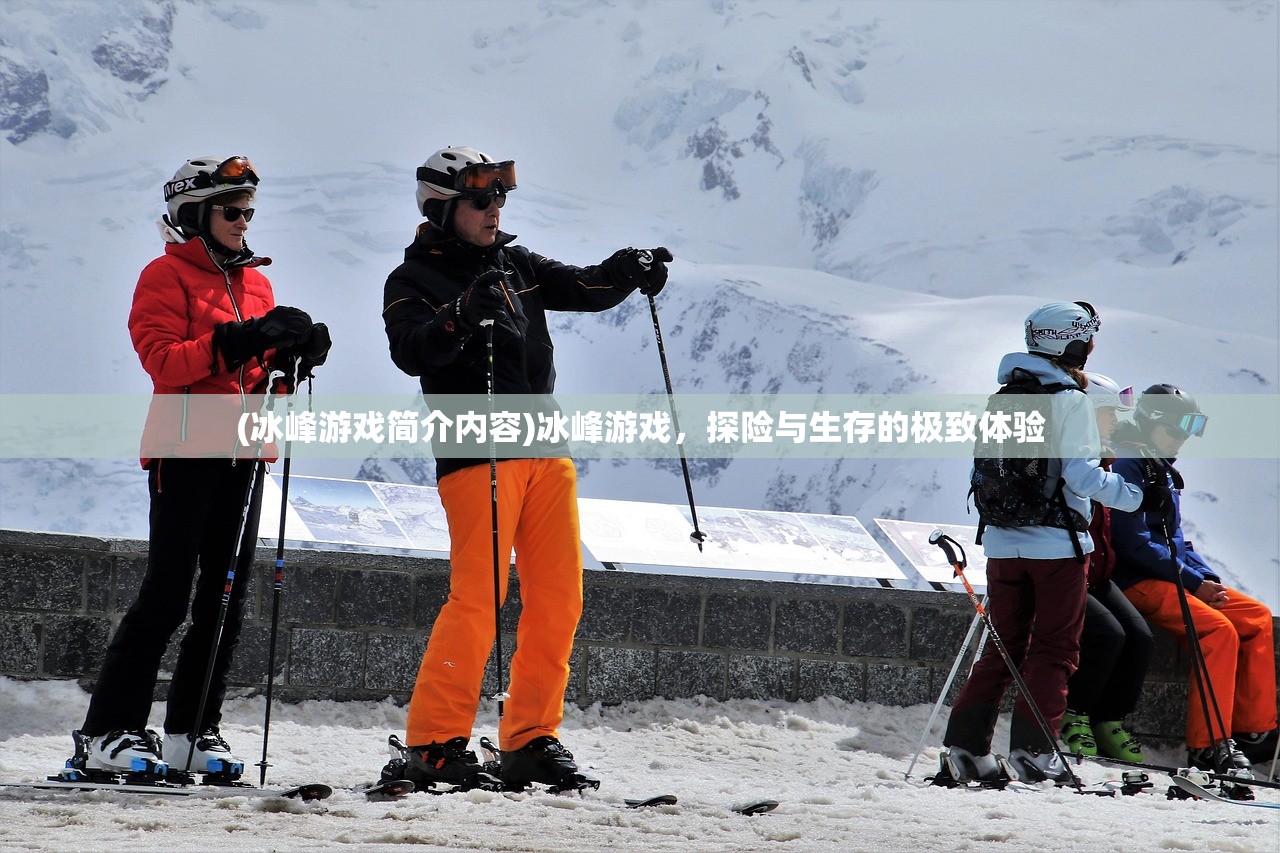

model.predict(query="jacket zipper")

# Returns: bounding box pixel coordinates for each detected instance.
[205,239,250,465]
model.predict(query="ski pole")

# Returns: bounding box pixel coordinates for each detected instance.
[1269,727,1280,783]
[904,608,988,780]
[1160,511,1235,777]
[256,359,302,786]
[928,530,1085,792]
[186,369,285,779]
[481,318,510,721]
[636,250,705,551]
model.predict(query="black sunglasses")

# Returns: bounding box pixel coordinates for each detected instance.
[211,204,255,222]
[464,192,506,211]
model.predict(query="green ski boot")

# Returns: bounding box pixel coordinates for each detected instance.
[1093,720,1144,762]
[1060,712,1097,757]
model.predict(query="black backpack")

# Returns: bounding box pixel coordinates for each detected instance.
[968,367,1088,562]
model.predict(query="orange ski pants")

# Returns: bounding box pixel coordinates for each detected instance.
[1123,579,1277,748]
[406,458,583,752]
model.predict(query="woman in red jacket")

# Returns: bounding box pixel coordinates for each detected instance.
[70,156,328,782]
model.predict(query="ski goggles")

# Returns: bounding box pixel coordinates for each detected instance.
[417,160,517,193]
[1107,385,1136,411]
[164,157,260,201]
[211,204,255,222]
[1089,384,1134,411]
[1165,412,1208,439]
[206,156,259,185]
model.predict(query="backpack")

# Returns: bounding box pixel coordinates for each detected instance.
[968,367,1088,561]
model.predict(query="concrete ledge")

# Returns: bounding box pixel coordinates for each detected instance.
[3,528,1276,745]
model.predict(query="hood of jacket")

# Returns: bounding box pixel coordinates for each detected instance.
[996,351,1080,389]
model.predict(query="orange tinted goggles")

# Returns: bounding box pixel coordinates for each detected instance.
[417,160,517,193]
[210,156,259,185]
[455,160,517,192]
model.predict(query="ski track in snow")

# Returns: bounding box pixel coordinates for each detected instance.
[0,678,1274,852]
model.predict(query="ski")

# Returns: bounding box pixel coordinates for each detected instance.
[1070,752,1280,793]
[732,799,779,816]
[1,778,332,801]
[926,752,1116,796]
[1169,774,1280,809]
[625,794,678,808]
[360,778,415,800]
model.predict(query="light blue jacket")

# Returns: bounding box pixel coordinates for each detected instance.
[979,353,1144,560]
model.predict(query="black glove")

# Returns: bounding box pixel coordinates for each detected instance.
[277,322,331,384]
[214,305,313,370]
[603,246,673,296]
[1138,485,1172,515]
[453,269,508,331]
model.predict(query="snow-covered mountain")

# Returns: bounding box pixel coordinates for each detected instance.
[1,0,1276,606]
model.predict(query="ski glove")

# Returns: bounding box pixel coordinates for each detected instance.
[1137,484,1173,516]
[454,269,509,331]
[213,305,313,370]
[277,322,332,383]
[604,247,673,296]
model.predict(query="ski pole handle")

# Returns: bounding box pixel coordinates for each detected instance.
[928,529,966,571]
[636,249,654,271]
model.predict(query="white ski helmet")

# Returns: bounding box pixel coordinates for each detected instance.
[415,146,516,218]
[1084,372,1134,412]
[163,156,259,236]
[1024,301,1100,367]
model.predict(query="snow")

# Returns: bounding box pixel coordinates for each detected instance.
[0,676,1275,852]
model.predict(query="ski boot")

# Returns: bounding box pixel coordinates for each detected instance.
[1232,729,1278,770]
[1059,712,1096,757]
[385,734,501,794]
[1188,740,1253,777]
[1008,748,1074,786]
[62,729,167,783]
[930,747,1012,789]
[1092,720,1143,762]
[163,727,244,784]
[498,735,600,794]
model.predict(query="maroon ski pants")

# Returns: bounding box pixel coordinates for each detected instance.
[944,555,1089,754]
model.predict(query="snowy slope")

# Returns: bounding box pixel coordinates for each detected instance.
[0,677,1276,852]
[0,0,1276,604]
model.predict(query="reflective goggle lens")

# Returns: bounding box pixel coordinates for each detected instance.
[1117,386,1135,410]
[1172,412,1208,438]
[457,160,516,192]
[212,156,259,185]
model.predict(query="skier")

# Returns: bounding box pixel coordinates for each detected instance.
[1109,384,1278,775]
[71,156,330,780]
[380,146,671,791]
[941,302,1146,785]
[1059,374,1153,762]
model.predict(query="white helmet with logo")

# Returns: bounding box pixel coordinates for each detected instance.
[163,156,259,237]
[1024,301,1100,368]
[415,146,516,225]
[1084,372,1134,412]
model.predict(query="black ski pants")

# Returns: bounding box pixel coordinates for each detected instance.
[1065,578,1153,721]
[82,458,263,736]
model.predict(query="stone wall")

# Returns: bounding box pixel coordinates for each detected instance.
[4,529,1276,744]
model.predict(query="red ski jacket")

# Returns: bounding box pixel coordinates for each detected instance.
[129,236,278,465]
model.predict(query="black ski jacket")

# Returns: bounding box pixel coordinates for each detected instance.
[382,224,632,478]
